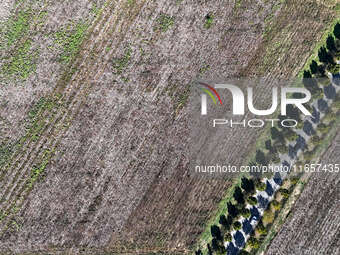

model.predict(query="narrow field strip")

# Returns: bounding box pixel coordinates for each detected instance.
[0,0,149,237]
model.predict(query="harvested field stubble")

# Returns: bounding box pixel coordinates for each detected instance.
[0,0,338,254]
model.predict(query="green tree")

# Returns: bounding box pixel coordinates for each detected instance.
[271,200,281,210]
[241,208,251,218]
[265,139,272,151]
[311,135,322,146]
[271,127,283,142]
[211,238,221,252]
[304,150,314,161]
[233,186,245,204]
[286,105,301,121]
[233,221,242,230]
[227,202,239,218]
[255,181,266,191]
[303,70,319,93]
[323,112,336,123]
[248,236,260,249]
[219,215,232,231]
[276,144,288,154]
[310,60,318,74]
[326,35,336,52]
[241,177,255,194]
[334,22,340,40]
[247,196,258,206]
[195,249,203,255]
[224,233,232,242]
[318,123,330,134]
[279,188,290,199]
[211,225,222,241]
[318,46,334,65]
[255,150,267,166]
[257,221,267,235]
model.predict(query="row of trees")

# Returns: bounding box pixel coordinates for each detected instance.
[254,22,340,169]
[195,22,340,255]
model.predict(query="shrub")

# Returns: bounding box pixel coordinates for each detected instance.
[286,131,299,142]
[323,112,336,123]
[236,202,246,212]
[271,200,281,210]
[271,127,283,142]
[224,233,232,242]
[296,120,304,129]
[265,139,272,151]
[248,236,260,249]
[311,135,322,146]
[233,221,242,230]
[318,123,330,134]
[240,208,251,218]
[271,154,280,164]
[255,150,267,165]
[279,188,290,199]
[204,14,214,29]
[207,244,212,255]
[262,209,275,225]
[257,221,267,235]
[255,181,266,191]
[290,177,299,185]
[304,150,314,161]
[331,100,340,111]
[247,196,258,206]
[276,144,288,154]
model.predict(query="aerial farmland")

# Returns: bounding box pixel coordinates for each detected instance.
[0,0,339,255]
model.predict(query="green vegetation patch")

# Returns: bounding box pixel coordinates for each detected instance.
[54,21,89,64]
[2,9,32,48]
[28,149,52,188]
[204,14,214,29]
[155,13,174,32]
[112,46,132,74]
[1,40,38,80]
[0,143,13,167]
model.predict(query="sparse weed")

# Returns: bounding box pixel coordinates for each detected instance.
[204,14,214,29]
[4,9,32,47]
[155,14,174,32]
[54,22,89,64]
[1,40,38,80]
[112,46,132,74]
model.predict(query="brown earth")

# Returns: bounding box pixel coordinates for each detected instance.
[0,0,338,254]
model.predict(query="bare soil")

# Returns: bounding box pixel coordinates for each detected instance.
[0,0,338,254]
